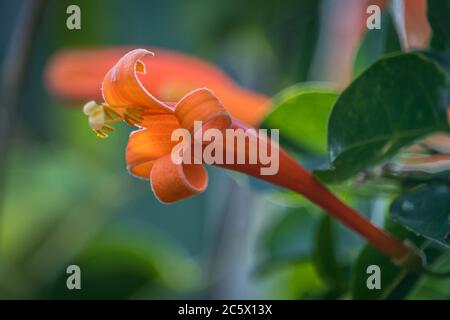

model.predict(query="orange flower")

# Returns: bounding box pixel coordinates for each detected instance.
[84,48,420,268]
[46,47,270,126]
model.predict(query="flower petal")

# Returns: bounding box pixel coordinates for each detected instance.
[150,154,208,203]
[126,114,180,179]
[175,88,231,136]
[102,49,171,113]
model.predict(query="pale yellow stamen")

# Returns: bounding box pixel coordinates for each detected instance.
[83,101,144,138]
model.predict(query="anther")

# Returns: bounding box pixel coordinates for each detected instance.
[94,129,108,139]
[84,101,145,139]
[102,125,115,132]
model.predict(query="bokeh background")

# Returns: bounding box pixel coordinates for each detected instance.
[0,0,448,299]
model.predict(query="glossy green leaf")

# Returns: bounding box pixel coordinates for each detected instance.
[262,84,338,155]
[316,53,449,183]
[391,184,450,247]
[421,50,450,106]
[353,10,401,77]
[427,0,450,49]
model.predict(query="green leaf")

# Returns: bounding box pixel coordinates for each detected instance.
[391,184,450,247]
[353,10,401,77]
[262,84,338,155]
[313,215,347,295]
[267,261,327,299]
[427,0,450,49]
[421,49,450,106]
[315,53,449,183]
[258,207,319,272]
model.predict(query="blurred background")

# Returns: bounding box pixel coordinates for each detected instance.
[0,0,448,299]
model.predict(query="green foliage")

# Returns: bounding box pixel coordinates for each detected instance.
[261,1,450,300]
[260,49,450,299]
[313,215,347,296]
[259,207,319,272]
[428,0,450,49]
[263,84,338,155]
[391,184,450,247]
[316,53,449,183]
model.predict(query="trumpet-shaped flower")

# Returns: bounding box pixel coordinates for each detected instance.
[82,48,424,269]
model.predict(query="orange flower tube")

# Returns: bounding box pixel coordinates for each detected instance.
[46,47,270,126]
[81,49,421,269]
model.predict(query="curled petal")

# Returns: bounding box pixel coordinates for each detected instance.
[150,154,208,203]
[175,88,231,136]
[102,49,171,113]
[126,114,180,179]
